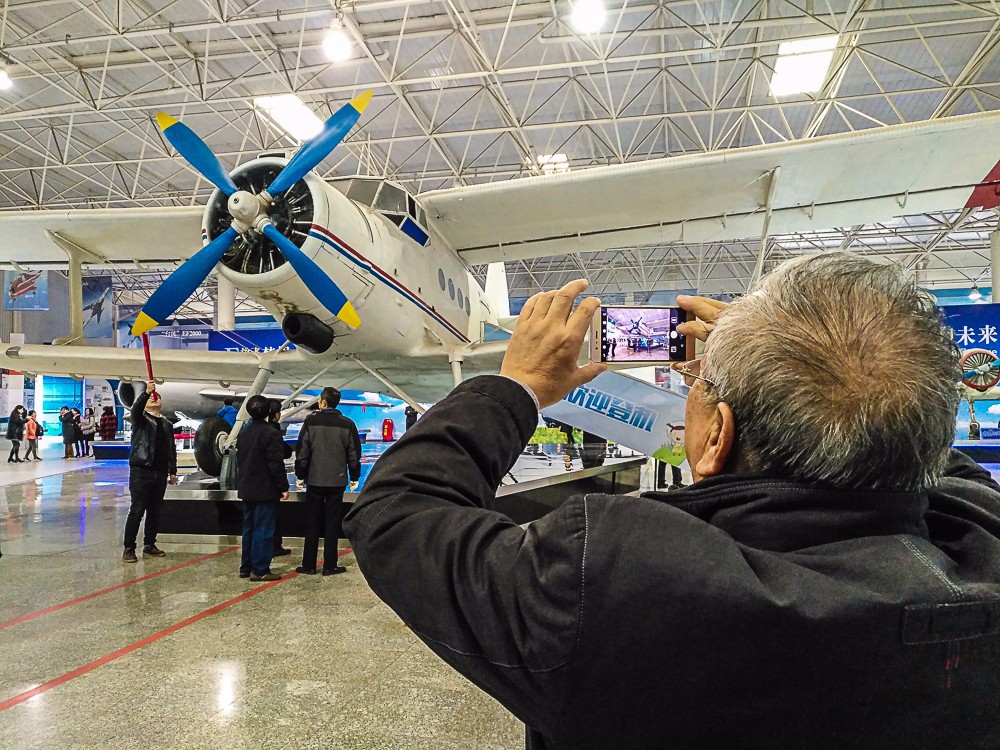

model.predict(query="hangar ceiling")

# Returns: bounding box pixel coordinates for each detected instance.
[1,0,999,307]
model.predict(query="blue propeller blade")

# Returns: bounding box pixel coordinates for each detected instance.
[157,113,238,197]
[132,226,239,336]
[265,91,373,197]
[261,223,360,328]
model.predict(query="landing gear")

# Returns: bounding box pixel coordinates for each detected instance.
[193,417,231,477]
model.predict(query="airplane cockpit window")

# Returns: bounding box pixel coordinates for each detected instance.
[376,184,408,214]
[346,179,379,207]
[331,178,430,246]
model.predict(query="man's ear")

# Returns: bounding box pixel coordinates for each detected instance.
[694,401,736,478]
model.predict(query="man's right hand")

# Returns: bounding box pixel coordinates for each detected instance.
[145,381,156,394]
[676,295,728,342]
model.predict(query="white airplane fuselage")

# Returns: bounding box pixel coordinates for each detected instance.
[212,157,495,363]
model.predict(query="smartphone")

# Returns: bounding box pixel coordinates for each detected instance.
[591,305,693,365]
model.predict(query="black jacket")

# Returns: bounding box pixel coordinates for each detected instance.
[295,408,361,488]
[5,412,24,441]
[344,376,1000,750]
[128,391,177,474]
[59,411,75,444]
[236,420,289,503]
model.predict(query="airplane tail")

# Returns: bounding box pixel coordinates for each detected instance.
[485,262,510,318]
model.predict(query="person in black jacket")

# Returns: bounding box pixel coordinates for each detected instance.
[344,259,1000,750]
[5,405,26,463]
[236,395,290,581]
[267,398,292,558]
[59,406,75,459]
[123,383,177,563]
[295,386,360,576]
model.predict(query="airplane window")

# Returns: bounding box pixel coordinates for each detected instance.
[417,207,426,227]
[346,179,379,207]
[438,269,446,290]
[407,194,417,219]
[457,289,464,308]
[448,279,455,300]
[465,297,471,316]
[376,184,407,214]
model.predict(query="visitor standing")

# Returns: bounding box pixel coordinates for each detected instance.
[23,410,41,461]
[122,383,177,563]
[80,407,97,457]
[98,406,118,441]
[5,406,26,463]
[59,406,75,459]
[294,387,360,576]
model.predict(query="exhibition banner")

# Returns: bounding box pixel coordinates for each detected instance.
[944,303,1000,356]
[2,271,49,311]
[542,369,688,463]
[208,328,294,353]
[82,276,113,339]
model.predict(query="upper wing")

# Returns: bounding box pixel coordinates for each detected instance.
[421,111,1000,264]
[0,206,203,268]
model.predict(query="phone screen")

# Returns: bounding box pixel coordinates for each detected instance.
[596,306,690,364]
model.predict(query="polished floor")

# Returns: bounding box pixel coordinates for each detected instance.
[0,442,522,749]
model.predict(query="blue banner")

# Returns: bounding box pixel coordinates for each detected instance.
[3,271,49,311]
[208,328,294,353]
[944,303,1000,356]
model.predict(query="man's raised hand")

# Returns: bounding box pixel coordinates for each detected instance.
[500,279,606,409]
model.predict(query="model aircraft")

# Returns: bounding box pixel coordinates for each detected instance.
[1,100,999,475]
[7,271,43,301]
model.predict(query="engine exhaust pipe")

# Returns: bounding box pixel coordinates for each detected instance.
[282,313,335,354]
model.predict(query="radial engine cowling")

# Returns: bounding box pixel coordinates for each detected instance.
[117,381,144,408]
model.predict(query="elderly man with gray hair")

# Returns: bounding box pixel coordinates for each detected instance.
[345,253,1000,750]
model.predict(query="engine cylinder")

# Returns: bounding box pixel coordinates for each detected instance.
[282,313,335,354]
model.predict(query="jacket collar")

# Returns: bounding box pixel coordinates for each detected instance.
[643,474,929,552]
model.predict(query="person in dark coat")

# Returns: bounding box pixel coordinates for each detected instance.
[5,405,25,463]
[123,383,177,563]
[59,406,75,459]
[404,405,418,430]
[70,407,84,457]
[236,395,289,581]
[344,262,1000,750]
[294,386,360,576]
[267,398,292,558]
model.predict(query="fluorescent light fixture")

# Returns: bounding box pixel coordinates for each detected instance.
[253,94,323,142]
[570,0,606,34]
[323,19,353,62]
[969,285,983,301]
[769,35,839,97]
[0,68,12,91]
[537,153,570,175]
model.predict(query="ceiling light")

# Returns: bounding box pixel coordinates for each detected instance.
[537,153,570,175]
[324,18,353,62]
[0,68,12,91]
[969,285,983,301]
[570,0,606,34]
[769,35,839,97]
[253,95,324,142]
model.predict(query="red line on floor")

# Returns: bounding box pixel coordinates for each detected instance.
[0,548,352,713]
[0,546,239,632]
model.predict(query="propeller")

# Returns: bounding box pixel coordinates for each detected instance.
[131,91,374,337]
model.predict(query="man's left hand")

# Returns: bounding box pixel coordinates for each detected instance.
[499,279,606,409]
[168,474,178,485]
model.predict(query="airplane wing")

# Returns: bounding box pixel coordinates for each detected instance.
[0,206,203,268]
[0,341,509,404]
[420,111,1000,265]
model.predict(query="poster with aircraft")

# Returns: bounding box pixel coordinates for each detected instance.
[82,276,113,339]
[2,270,49,311]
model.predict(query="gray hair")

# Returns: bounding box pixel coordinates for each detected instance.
[703,252,959,490]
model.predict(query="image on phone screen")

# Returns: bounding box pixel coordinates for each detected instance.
[600,306,687,363]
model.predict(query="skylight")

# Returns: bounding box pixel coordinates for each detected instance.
[537,153,570,175]
[253,94,324,142]
[769,35,839,97]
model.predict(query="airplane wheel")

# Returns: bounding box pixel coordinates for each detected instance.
[194,417,230,477]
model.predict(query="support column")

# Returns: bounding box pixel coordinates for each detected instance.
[450,354,464,388]
[216,273,236,331]
[45,230,105,346]
[991,230,1000,302]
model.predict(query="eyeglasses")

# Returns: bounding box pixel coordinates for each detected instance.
[669,358,720,397]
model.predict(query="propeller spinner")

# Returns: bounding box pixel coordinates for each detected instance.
[131,91,373,336]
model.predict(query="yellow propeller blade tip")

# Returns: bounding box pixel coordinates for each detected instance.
[155,112,179,131]
[131,311,159,337]
[350,90,373,114]
[338,302,361,329]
